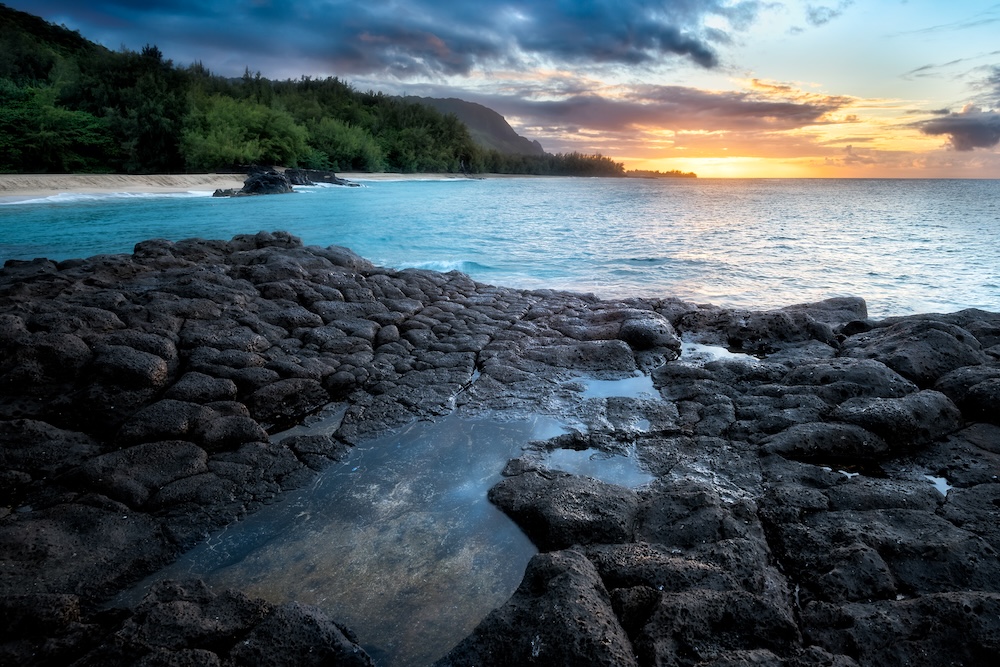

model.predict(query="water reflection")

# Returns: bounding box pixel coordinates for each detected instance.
[119,413,565,666]
[536,447,655,488]
[580,373,657,399]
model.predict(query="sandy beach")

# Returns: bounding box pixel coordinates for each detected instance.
[0,172,504,198]
[0,173,247,198]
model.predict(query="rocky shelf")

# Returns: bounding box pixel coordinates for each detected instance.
[1,231,998,666]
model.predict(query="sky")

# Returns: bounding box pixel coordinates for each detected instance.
[9,0,1000,177]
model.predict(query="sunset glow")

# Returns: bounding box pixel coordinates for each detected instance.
[11,0,1000,177]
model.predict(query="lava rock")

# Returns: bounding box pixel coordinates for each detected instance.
[829,390,963,451]
[436,549,637,667]
[235,170,294,196]
[77,440,208,508]
[763,422,890,461]
[781,357,918,402]
[841,319,988,387]
[488,470,639,551]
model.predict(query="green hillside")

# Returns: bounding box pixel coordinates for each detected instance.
[0,3,624,176]
[415,97,546,156]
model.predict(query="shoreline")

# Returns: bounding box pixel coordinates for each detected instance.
[0,173,247,198]
[0,172,535,198]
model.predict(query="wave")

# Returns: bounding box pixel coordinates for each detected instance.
[0,191,212,206]
[294,183,367,190]
[395,259,496,274]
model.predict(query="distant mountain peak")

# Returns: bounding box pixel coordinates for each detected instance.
[413,97,546,156]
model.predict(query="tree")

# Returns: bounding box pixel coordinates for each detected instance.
[307,117,385,171]
[181,94,308,170]
[59,44,187,172]
[0,80,115,172]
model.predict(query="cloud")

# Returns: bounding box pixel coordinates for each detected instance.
[897,5,1000,35]
[976,65,1000,107]
[380,77,853,157]
[7,0,771,77]
[841,144,877,165]
[805,1,854,27]
[918,106,1000,151]
[900,51,1000,83]
[467,83,850,136]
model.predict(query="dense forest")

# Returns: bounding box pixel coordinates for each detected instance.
[0,4,626,177]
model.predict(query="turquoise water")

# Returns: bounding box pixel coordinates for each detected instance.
[2,177,999,316]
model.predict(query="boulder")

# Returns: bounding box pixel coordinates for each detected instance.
[92,344,171,389]
[165,372,238,403]
[116,400,216,446]
[522,339,637,372]
[829,390,962,451]
[965,379,1000,425]
[77,440,208,508]
[802,594,1000,666]
[0,501,169,601]
[618,313,681,353]
[782,357,918,402]
[631,589,800,665]
[841,319,988,387]
[234,170,294,196]
[245,378,329,429]
[41,579,375,667]
[763,422,890,461]
[488,470,638,551]
[436,550,637,667]
[228,601,374,667]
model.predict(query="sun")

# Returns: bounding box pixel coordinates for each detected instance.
[627,157,830,178]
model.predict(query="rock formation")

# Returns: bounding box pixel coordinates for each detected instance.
[213,168,358,197]
[1,232,998,665]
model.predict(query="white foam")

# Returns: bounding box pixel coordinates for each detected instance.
[0,191,211,206]
[680,340,758,364]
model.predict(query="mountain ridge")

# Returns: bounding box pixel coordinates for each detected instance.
[412,96,546,157]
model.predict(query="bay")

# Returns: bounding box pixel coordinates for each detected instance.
[2,177,999,318]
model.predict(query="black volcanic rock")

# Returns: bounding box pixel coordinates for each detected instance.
[841,319,988,386]
[4,579,376,667]
[2,232,1000,666]
[488,470,639,551]
[762,422,891,461]
[237,169,294,195]
[213,170,296,197]
[436,550,637,667]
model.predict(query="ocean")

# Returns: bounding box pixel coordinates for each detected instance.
[2,177,999,318]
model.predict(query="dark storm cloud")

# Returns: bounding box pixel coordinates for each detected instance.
[919,107,1000,151]
[509,2,720,68]
[7,0,766,76]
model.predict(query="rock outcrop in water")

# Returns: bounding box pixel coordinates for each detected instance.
[213,168,358,197]
[1,231,998,665]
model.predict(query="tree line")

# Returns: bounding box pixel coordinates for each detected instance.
[0,5,625,177]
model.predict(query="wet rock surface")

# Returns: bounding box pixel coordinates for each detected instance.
[212,168,358,197]
[1,232,999,665]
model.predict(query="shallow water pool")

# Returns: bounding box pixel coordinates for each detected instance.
[118,413,566,666]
